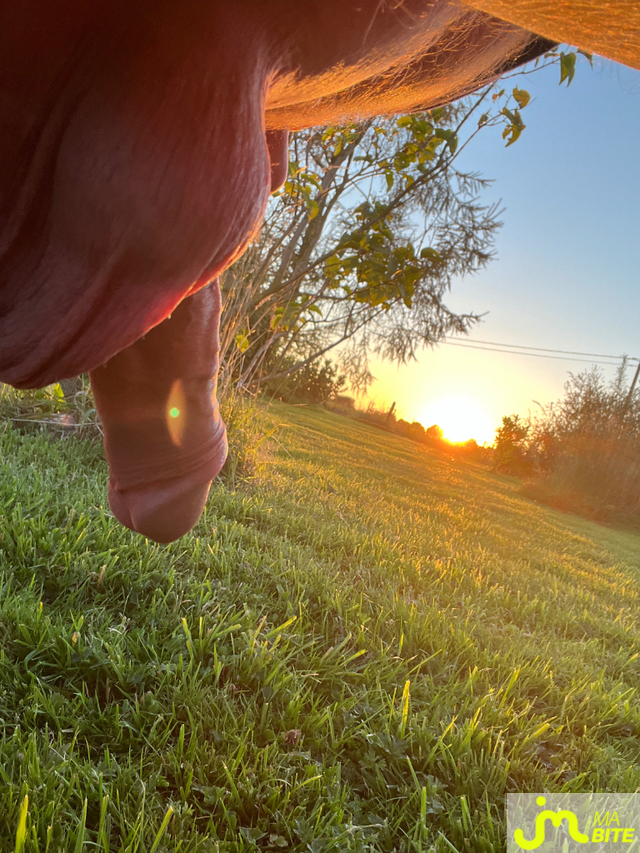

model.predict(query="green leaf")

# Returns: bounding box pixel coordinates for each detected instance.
[236,333,250,353]
[478,113,489,127]
[420,247,442,262]
[560,52,576,86]
[385,171,394,191]
[502,123,523,146]
[501,106,525,146]
[578,48,594,66]
[512,87,531,109]
[404,267,422,287]
[306,199,319,220]
[240,827,266,843]
[433,127,458,154]
[411,118,434,140]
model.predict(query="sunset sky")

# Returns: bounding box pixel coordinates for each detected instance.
[364,55,640,445]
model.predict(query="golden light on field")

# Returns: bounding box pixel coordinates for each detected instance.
[419,396,496,445]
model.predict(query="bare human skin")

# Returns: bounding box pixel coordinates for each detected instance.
[89,131,290,542]
[0,1,636,541]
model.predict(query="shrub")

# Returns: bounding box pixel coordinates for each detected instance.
[262,358,346,405]
[522,362,640,527]
[326,394,356,414]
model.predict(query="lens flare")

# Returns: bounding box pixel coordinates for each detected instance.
[166,381,186,445]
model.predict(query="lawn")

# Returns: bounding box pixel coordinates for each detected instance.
[1,401,640,852]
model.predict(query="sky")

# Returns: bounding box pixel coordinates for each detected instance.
[362,54,640,444]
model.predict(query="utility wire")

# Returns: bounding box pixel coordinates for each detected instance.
[445,338,637,361]
[441,341,626,366]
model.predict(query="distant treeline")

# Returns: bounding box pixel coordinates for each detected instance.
[326,394,492,463]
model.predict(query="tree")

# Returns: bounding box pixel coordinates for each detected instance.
[217,50,587,397]
[493,414,532,475]
[537,359,640,442]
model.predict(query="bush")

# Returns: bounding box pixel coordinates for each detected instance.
[262,359,346,405]
[521,362,640,527]
[326,394,356,414]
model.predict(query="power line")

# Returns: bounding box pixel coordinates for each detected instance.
[444,337,637,361]
[441,341,626,366]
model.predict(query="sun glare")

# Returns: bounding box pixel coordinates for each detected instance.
[420,396,495,445]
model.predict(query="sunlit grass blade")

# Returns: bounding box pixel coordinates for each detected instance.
[400,678,411,738]
[74,798,88,853]
[98,793,110,853]
[149,806,174,853]
[14,795,28,853]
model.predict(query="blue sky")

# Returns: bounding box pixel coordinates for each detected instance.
[367,54,640,443]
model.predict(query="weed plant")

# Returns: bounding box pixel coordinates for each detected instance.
[219,393,276,488]
[0,379,101,440]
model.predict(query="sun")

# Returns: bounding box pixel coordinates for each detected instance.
[419,396,495,445]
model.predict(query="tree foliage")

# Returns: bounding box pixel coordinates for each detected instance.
[493,414,532,476]
[537,360,640,443]
[218,50,586,396]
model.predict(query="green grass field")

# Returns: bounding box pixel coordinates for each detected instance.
[1,402,640,852]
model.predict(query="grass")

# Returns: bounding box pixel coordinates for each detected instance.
[1,401,640,852]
